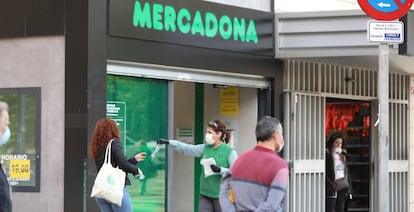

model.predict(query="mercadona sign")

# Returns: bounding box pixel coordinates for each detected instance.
[109,0,274,56]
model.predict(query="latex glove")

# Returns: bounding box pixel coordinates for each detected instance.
[210,164,221,173]
[134,168,145,180]
[157,138,169,145]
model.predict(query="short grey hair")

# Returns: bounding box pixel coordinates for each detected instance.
[0,101,8,119]
[255,116,282,142]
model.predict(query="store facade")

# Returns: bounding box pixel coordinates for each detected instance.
[1,0,413,212]
[84,0,282,211]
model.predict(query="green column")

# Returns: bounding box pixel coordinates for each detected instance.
[194,83,204,212]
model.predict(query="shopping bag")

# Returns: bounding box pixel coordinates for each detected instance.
[228,177,236,204]
[333,177,349,192]
[91,139,126,206]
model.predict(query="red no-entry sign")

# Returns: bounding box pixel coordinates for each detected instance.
[358,0,414,20]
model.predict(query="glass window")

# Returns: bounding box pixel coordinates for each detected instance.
[0,87,41,192]
[107,75,168,211]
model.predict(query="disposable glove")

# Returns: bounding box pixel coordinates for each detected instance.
[157,138,169,145]
[210,164,221,173]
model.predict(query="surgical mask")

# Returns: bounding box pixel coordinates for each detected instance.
[334,147,342,154]
[1,126,11,145]
[205,133,215,145]
[277,141,284,153]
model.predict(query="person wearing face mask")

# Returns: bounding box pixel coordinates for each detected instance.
[157,119,237,212]
[325,132,353,212]
[0,101,12,212]
[0,101,11,146]
[219,116,288,212]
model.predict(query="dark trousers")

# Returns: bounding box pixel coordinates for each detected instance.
[0,164,12,212]
[199,195,222,212]
[326,190,347,212]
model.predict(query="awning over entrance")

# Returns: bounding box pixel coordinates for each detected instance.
[107,60,271,89]
[275,10,414,74]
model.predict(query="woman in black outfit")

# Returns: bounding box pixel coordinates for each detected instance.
[326,132,353,212]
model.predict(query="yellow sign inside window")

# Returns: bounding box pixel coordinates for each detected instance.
[220,86,238,115]
[9,160,31,179]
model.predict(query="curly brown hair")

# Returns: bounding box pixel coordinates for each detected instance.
[89,118,120,158]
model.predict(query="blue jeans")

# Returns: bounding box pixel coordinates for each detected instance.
[95,187,132,212]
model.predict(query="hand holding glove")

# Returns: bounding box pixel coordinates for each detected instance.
[157,138,169,145]
[210,164,221,173]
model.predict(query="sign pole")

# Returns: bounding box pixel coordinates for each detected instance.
[377,43,389,212]
[358,0,412,211]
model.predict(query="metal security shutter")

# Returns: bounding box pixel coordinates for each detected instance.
[388,73,409,212]
[284,92,325,212]
[284,59,410,212]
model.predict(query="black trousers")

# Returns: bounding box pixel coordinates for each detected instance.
[326,190,347,212]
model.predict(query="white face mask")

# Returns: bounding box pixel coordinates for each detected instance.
[277,141,284,152]
[334,147,342,154]
[1,126,11,145]
[205,133,215,145]
[275,132,284,152]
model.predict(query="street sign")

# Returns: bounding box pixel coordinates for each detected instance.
[358,0,414,20]
[368,21,404,43]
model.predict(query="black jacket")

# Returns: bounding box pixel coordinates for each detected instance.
[325,149,353,197]
[0,163,12,212]
[94,140,139,185]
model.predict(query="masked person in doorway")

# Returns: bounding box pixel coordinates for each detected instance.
[0,101,12,212]
[326,132,353,212]
[219,116,288,211]
[157,120,237,212]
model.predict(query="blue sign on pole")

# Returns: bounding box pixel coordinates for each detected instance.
[369,0,402,13]
[358,0,414,20]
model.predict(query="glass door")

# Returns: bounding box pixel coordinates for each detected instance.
[107,74,168,212]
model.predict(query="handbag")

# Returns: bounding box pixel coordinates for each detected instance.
[228,177,236,204]
[332,177,349,192]
[91,139,126,206]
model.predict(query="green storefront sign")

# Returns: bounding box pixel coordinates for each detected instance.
[109,0,274,56]
[132,1,259,44]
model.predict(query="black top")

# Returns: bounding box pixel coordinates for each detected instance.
[94,140,139,185]
[0,163,12,212]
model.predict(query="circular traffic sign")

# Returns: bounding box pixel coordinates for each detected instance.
[358,0,414,20]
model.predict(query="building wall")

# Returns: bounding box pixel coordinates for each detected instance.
[173,82,196,212]
[410,75,414,211]
[0,36,65,211]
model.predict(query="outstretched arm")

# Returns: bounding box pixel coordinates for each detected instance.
[168,140,204,158]
[111,141,139,175]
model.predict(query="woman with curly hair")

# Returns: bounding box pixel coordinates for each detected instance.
[89,118,146,212]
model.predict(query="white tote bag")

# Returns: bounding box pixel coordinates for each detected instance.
[91,139,126,206]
